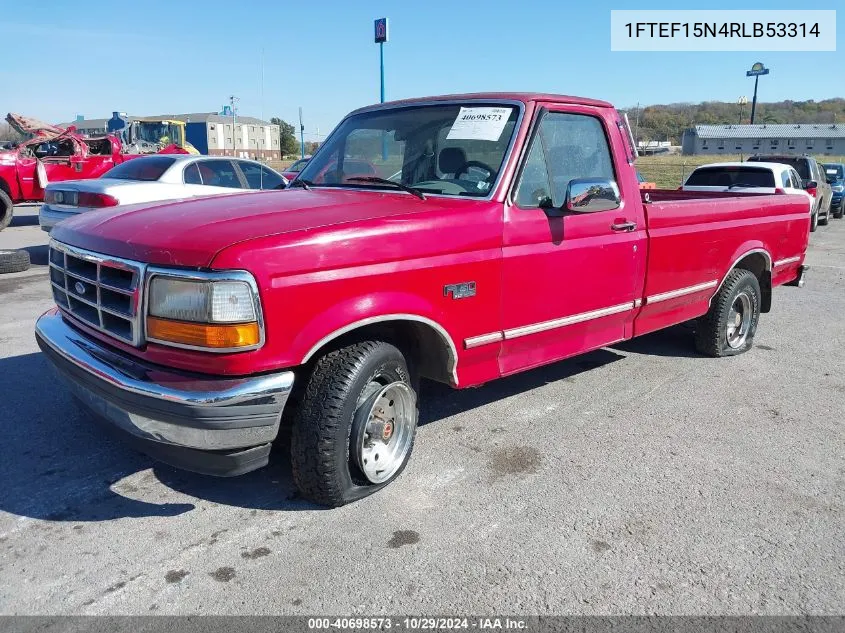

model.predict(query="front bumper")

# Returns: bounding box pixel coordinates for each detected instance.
[35,310,295,476]
[38,205,79,233]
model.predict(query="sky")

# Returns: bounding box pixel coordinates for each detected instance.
[0,0,841,142]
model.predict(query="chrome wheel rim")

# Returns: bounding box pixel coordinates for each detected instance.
[726,292,752,349]
[352,379,416,484]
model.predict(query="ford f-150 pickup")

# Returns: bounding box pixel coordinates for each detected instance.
[35,93,811,507]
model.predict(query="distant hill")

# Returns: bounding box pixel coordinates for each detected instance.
[620,98,845,145]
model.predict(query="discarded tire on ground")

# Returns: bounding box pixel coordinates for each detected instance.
[0,249,31,274]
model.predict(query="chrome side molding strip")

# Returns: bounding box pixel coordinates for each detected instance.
[773,255,802,267]
[464,332,504,349]
[503,302,634,340]
[646,280,718,305]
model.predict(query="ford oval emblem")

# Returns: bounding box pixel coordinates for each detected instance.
[74,281,86,295]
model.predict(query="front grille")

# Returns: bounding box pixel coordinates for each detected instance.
[49,241,146,346]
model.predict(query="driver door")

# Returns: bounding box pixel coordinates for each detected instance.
[499,105,646,375]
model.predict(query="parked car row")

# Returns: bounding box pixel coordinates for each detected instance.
[38,155,288,232]
[680,154,842,232]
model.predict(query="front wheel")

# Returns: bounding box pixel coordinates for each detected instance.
[810,209,818,232]
[834,201,844,220]
[695,269,761,357]
[819,203,830,226]
[290,341,418,507]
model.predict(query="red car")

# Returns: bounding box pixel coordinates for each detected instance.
[281,156,310,181]
[36,92,810,506]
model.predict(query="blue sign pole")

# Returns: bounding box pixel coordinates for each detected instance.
[375,18,389,161]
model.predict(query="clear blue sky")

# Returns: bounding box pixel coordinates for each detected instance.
[1,0,840,142]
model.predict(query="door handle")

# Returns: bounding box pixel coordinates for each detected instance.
[611,221,636,232]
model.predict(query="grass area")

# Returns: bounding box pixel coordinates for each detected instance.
[637,153,845,189]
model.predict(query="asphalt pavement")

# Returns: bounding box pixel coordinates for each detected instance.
[0,204,843,615]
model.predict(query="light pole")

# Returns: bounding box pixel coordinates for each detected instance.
[299,107,305,159]
[738,96,748,124]
[229,95,239,156]
[746,63,769,124]
[374,18,388,160]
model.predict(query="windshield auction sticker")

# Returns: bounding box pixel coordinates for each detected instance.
[610,10,836,51]
[447,107,511,141]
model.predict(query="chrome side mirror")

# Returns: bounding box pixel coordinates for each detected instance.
[565,178,621,213]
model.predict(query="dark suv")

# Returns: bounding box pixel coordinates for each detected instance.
[748,155,833,230]
[822,163,844,219]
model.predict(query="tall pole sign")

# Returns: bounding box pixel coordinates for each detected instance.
[746,62,769,125]
[374,18,388,103]
[374,18,389,160]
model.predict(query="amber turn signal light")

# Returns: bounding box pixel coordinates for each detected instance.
[147,316,260,349]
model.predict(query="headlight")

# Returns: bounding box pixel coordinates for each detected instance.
[146,273,262,351]
[833,184,844,192]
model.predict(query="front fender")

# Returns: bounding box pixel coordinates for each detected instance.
[290,291,457,367]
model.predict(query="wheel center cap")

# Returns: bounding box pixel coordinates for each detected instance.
[382,421,394,442]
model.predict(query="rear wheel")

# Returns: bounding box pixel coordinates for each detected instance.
[695,269,761,357]
[290,340,418,507]
[0,190,13,232]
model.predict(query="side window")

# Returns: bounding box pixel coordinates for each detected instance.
[259,166,286,190]
[790,170,802,189]
[515,111,616,208]
[237,161,265,189]
[183,163,202,184]
[196,160,242,188]
[781,170,790,188]
[514,138,551,208]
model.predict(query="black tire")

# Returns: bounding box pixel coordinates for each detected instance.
[810,209,818,232]
[834,201,844,220]
[695,269,761,358]
[0,249,30,274]
[819,203,830,226]
[290,340,418,507]
[0,190,13,232]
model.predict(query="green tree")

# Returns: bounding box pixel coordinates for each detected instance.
[270,117,299,156]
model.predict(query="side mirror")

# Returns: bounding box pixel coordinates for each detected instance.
[802,179,817,190]
[565,178,621,213]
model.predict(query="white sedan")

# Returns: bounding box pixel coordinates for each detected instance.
[681,161,812,207]
[39,154,288,232]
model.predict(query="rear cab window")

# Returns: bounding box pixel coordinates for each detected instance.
[103,156,176,181]
[685,166,775,188]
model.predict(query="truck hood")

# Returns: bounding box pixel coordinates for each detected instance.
[51,188,432,268]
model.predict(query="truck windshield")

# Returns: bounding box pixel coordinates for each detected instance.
[297,103,520,197]
[138,122,180,146]
[686,166,775,188]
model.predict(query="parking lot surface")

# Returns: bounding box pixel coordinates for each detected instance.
[0,204,843,615]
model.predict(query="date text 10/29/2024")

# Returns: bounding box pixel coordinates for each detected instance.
[307,617,528,630]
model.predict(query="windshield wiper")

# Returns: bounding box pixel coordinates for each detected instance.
[727,183,755,189]
[346,176,426,200]
[288,178,314,190]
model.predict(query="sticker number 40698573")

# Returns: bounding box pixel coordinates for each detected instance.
[446,107,511,142]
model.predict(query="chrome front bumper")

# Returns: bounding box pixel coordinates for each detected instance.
[35,309,295,476]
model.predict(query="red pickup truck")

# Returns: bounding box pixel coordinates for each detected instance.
[35,93,810,507]
[1,115,143,231]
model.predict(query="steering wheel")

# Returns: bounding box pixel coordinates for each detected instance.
[454,160,496,182]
